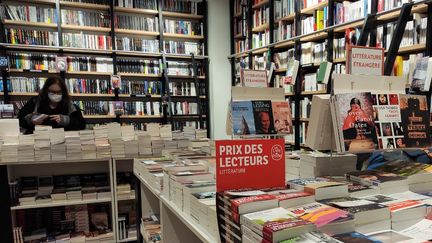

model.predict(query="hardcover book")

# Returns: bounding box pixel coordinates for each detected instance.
[333,232,381,243]
[399,94,431,148]
[271,101,293,134]
[252,100,276,134]
[345,170,407,188]
[279,231,342,243]
[332,92,378,152]
[231,101,256,135]
[287,202,351,228]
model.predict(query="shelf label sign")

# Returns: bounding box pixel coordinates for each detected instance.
[0,56,9,70]
[347,45,384,76]
[241,70,268,88]
[215,139,285,192]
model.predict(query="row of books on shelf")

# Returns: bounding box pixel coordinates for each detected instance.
[74,100,163,116]
[117,0,157,9]
[13,206,114,243]
[334,0,372,25]
[66,57,114,73]
[141,216,161,243]
[274,0,295,20]
[10,173,111,206]
[62,32,112,50]
[234,16,248,37]
[275,21,294,42]
[116,58,161,74]
[115,15,159,32]
[0,122,208,162]
[300,41,327,65]
[252,30,270,49]
[301,8,328,35]
[253,6,269,29]
[2,4,58,24]
[162,0,204,14]
[163,19,203,36]
[61,9,111,28]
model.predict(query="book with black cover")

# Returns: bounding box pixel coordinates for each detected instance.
[252,100,276,134]
[333,231,381,243]
[345,170,407,187]
[399,94,431,148]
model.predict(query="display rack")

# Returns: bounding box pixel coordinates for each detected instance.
[0,0,210,136]
[229,0,432,150]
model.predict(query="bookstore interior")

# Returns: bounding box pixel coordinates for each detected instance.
[1,0,432,242]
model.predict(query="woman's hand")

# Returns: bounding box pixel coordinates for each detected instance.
[50,115,61,123]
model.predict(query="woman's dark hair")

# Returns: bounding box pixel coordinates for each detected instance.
[350,98,361,107]
[39,77,71,109]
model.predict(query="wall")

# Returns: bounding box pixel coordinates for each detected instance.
[207,0,231,139]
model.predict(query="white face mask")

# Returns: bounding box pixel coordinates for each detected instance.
[48,92,62,103]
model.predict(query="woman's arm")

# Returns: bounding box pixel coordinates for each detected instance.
[17,97,37,131]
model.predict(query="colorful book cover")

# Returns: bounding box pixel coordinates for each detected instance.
[231,101,256,135]
[241,207,298,231]
[361,195,397,204]
[374,160,431,177]
[231,194,277,213]
[272,101,293,134]
[334,92,378,152]
[280,231,342,243]
[345,170,406,187]
[333,232,382,243]
[399,94,431,148]
[252,100,276,134]
[288,202,351,227]
[371,93,404,149]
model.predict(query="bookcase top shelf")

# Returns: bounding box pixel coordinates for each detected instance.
[115,29,159,36]
[252,23,269,33]
[275,14,295,23]
[121,115,163,119]
[61,24,111,33]
[83,115,116,119]
[163,33,205,40]
[252,0,269,10]
[377,2,429,22]
[114,51,161,57]
[2,20,57,29]
[59,1,110,10]
[300,1,328,15]
[11,198,112,210]
[113,7,158,15]
[162,11,204,19]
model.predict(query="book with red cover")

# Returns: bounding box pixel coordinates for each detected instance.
[287,202,352,228]
[230,194,278,214]
[271,101,293,134]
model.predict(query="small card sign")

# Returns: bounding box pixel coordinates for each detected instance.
[55,56,67,72]
[241,70,268,88]
[347,45,384,75]
[0,56,9,70]
[111,75,121,90]
[215,139,285,192]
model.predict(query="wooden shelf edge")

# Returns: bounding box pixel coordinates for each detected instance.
[252,0,269,9]
[274,40,295,49]
[163,33,204,40]
[275,14,295,23]
[115,29,159,36]
[11,198,111,210]
[117,73,161,77]
[66,71,113,76]
[252,23,269,33]
[114,7,158,15]
[162,11,203,19]
[59,1,110,10]
[301,90,327,95]
[300,1,328,15]
[333,57,346,63]
[3,20,57,28]
[62,24,111,32]
[300,32,327,42]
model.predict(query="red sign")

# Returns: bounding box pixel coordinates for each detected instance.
[215,139,285,192]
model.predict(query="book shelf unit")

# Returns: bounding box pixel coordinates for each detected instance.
[229,0,432,150]
[0,0,210,135]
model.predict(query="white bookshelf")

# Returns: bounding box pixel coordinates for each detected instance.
[134,164,218,243]
[11,198,112,210]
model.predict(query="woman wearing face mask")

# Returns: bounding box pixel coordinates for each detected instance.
[18,77,86,134]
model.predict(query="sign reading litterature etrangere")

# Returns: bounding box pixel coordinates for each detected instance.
[347,45,384,76]
[215,139,285,192]
[241,70,268,88]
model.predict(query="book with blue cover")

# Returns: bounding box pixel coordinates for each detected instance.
[231,101,256,135]
[333,232,382,243]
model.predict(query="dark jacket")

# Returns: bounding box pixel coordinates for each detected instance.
[18,97,86,134]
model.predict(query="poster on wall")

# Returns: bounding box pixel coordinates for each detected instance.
[347,45,384,75]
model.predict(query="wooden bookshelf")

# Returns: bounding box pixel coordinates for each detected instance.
[397,43,426,54]
[162,11,204,20]
[300,118,310,122]
[275,68,287,73]
[333,57,346,63]
[285,92,295,96]
[8,92,38,96]
[333,19,364,33]
[113,7,158,15]
[251,47,268,55]
[252,23,269,33]
[301,90,327,95]
[165,54,207,59]
[115,29,159,36]
[234,33,245,39]
[0,43,60,51]
[84,115,116,119]
[163,33,204,40]
[61,24,111,33]
[234,11,242,18]
[252,0,269,9]
[70,93,115,98]
[168,75,205,79]
[59,1,109,10]
[66,71,113,76]
[8,68,59,73]
[299,31,327,42]
[121,115,163,119]
[117,73,162,78]
[2,20,57,28]
[274,39,295,49]
[275,14,295,23]
[62,47,113,54]
[114,50,161,57]
[11,198,112,210]
[300,1,328,15]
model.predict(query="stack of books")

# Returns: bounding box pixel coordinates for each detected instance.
[50,128,66,161]
[122,125,138,158]
[285,152,301,180]
[190,192,218,239]
[1,136,19,162]
[117,183,132,200]
[160,124,172,140]
[18,134,35,161]
[80,130,96,160]
[151,139,164,156]
[141,216,161,243]
[34,126,51,161]
[138,133,152,156]
[299,152,357,178]
[94,125,111,158]
[108,123,125,158]
[65,131,81,160]
[146,123,161,138]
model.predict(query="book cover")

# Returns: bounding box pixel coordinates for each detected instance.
[333,92,378,152]
[241,207,298,232]
[372,93,404,149]
[333,232,381,243]
[367,230,414,242]
[272,101,293,134]
[320,197,388,215]
[284,59,299,87]
[374,160,431,177]
[252,100,276,134]
[345,170,406,187]
[361,195,397,204]
[231,101,256,135]
[231,194,277,213]
[399,94,431,148]
[288,202,351,227]
[280,231,342,243]
[410,55,429,91]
